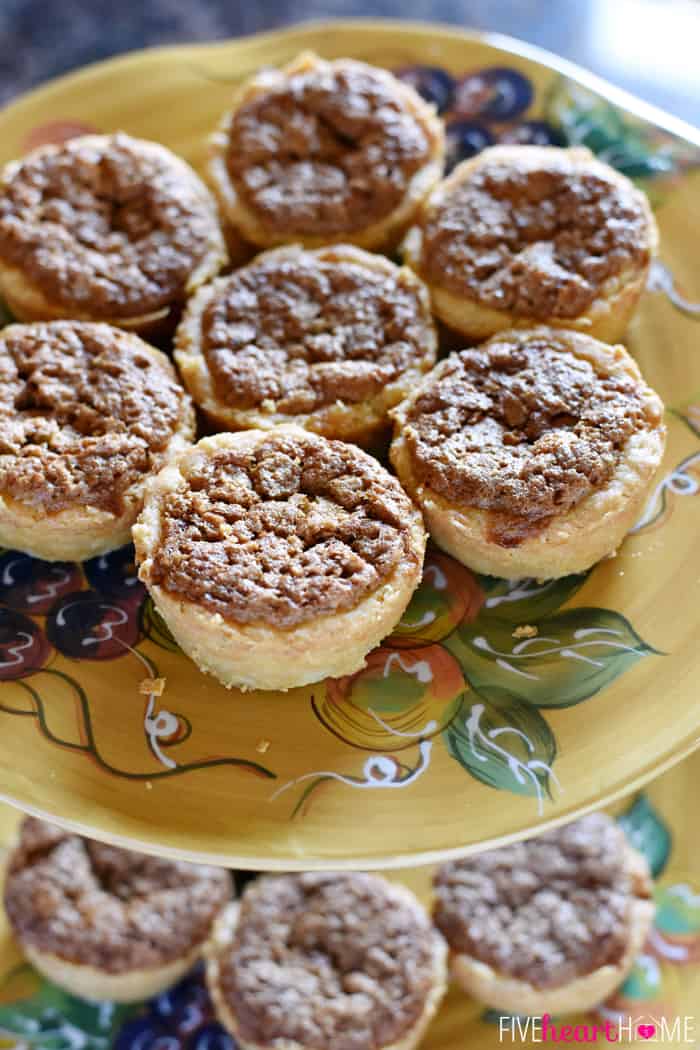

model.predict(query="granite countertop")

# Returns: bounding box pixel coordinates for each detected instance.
[1,0,698,124]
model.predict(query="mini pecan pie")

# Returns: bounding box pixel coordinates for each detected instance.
[391,327,665,579]
[434,813,655,1015]
[0,133,226,337]
[209,52,445,253]
[0,320,194,561]
[206,873,447,1050]
[403,145,657,342]
[175,244,437,448]
[4,817,232,1003]
[133,426,426,690]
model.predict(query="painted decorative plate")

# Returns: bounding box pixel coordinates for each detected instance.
[0,21,699,869]
[0,753,699,1048]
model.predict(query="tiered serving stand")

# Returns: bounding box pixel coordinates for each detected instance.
[0,21,699,1046]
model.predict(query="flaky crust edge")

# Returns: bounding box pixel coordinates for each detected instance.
[447,842,656,1015]
[0,326,196,562]
[205,886,448,1050]
[174,243,438,449]
[133,427,427,691]
[389,327,666,579]
[402,145,659,344]
[19,941,205,1004]
[208,52,445,254]
[0,135,227,337]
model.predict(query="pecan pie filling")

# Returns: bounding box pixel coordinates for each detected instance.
[434,815,645,989]
[148,431,421,627]
[200,249,431,413]
[225,61,436,237]
[4,818,231,972]
[0,322,190,515]
[401,332,658,546]
[218,874,437,1050]
[0,133,220,315]
[420,153,650,318]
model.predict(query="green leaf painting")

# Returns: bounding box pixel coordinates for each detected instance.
[544,77,681,181]
[654,883,700,938]
[615,954,664,1003]
[443,693,557,812]
[445,607,656,710]
[481,1009,524,1025]
[0,973,136,1049]
[475,573,589,625]
[618,795,672,878]
[433,554,659,802]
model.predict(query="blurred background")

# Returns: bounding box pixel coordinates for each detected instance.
[0,0,698,122]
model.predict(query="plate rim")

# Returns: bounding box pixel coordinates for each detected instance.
[2,736,699,870]
[1,17,699,148]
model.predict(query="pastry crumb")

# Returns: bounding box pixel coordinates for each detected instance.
[260,398,276,413]
[256,739,271,754]
[606,548,618,559]
[513,624,538,639]
[145,781,153,790]
[140,677,166,696]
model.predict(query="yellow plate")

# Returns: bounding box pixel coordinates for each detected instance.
[0,754,698,1047]
[0,21,700,870]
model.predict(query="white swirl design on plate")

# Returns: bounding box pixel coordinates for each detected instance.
[120,638,179,771]
[631,449,700,533]
[472,627,640,679]
[465,702,560,815]
[647,259,700,317]
[484,578,560,609]
[270,709,438,801]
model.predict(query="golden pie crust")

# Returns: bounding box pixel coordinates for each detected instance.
[439,830,654,1015]
[209,52,445,253]
[390,327,666,579]
[205,875,448,1050]
[403,145,658,343]
[4,817,231,1003]
[0,321,195,562]
[133,427,426,691]
[174,244,437,448]
[0,133,226,338]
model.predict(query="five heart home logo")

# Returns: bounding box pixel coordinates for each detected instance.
[498,1013,696,1043]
